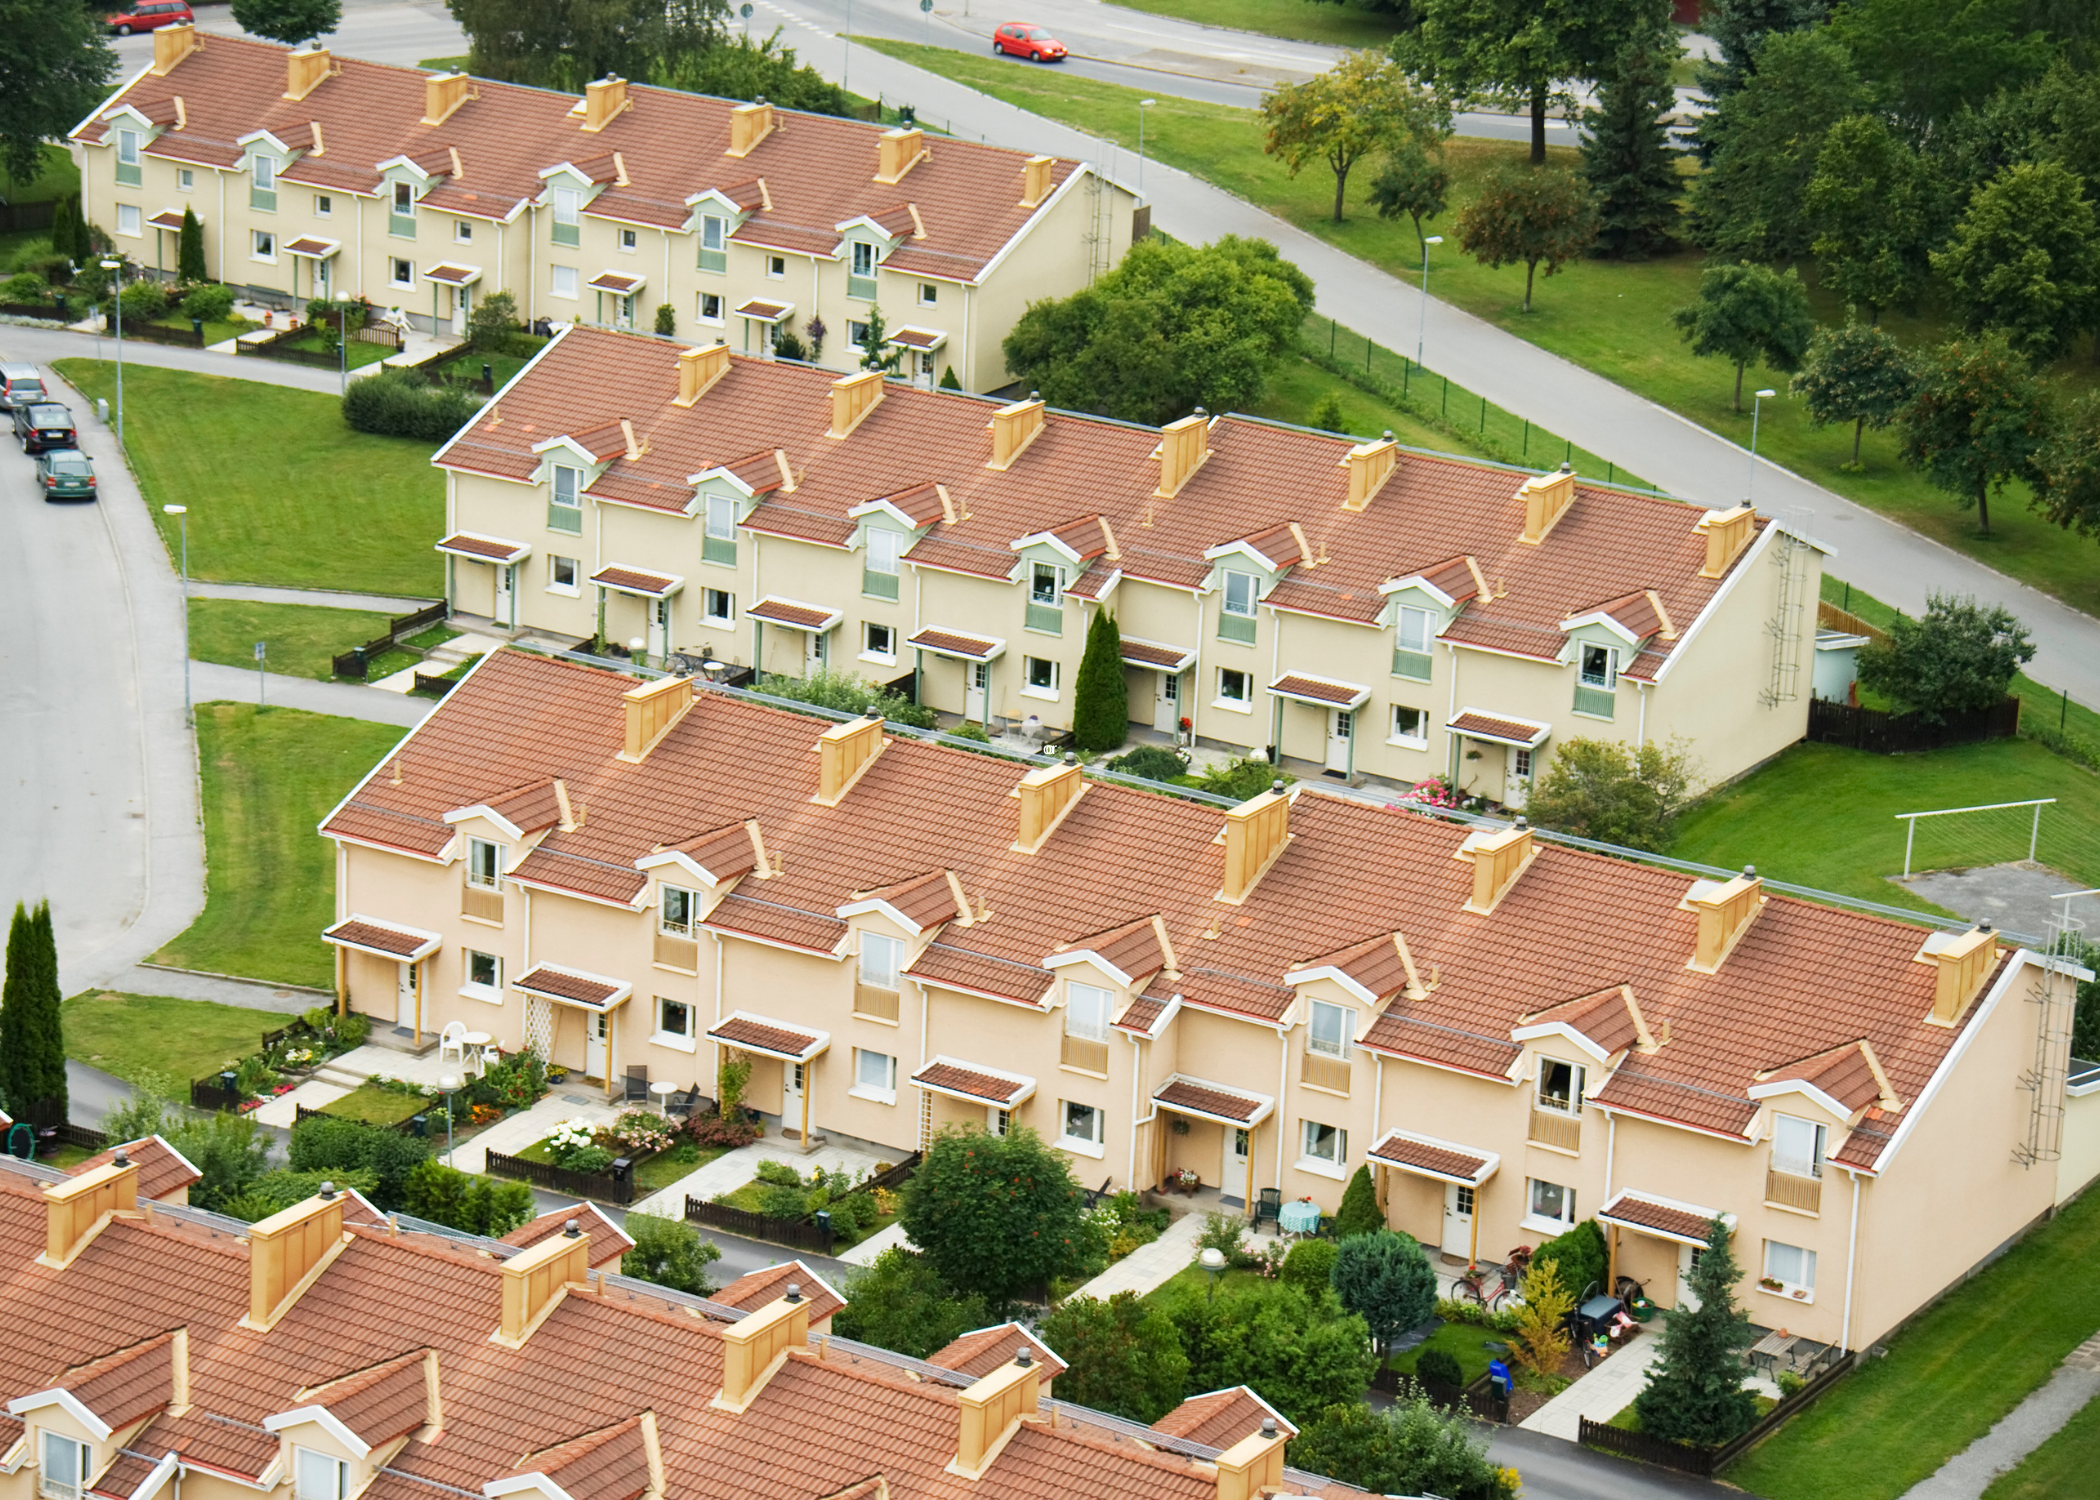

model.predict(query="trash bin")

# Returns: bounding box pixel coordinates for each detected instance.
[410,1113,428,1137]
[97,397,110,425]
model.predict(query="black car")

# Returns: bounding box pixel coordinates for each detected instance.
[13,402,76,454]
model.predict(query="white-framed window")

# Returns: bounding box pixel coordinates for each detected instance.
[1299,1119,1348,1176]
[1060,1099,1104,1155]
[1537,1057,1585,1115]
[252,154,276,193]
[392,181,413,215]
[1527,1177,1576,1231]
[252,230,276,261]
[293,1449,347,1500]
[847,319,871,350]
[619,227,637,252]
[462,948,502,999]
[550,464,582,520]
[1396,604,1432,655]
[766,254,786,279]
[850,240,876,279]
[116,204,141,237]
[703,587,734,625]
[656,995,694,1048]
[989,1107,1011,1136]
[918,281,938,307]
[313,192,330,215]
[853,1047,898,1103]
[1065,981,1111,1042]
[1030,561,1064,606]
[390,257,414,288]
[1216,666,1251,710]
[1772,1114,1826,1181]
[1514,747,1534,778]
[1222,569,1258,619]
[863,622,896,662]
[552,185,581,233]
[455,220,473,243]
[1393,603,1434,681]
[659,885,696,937]
[548,554,580,594]
[704,493,738,548]
[865,527,903,577]
[698,291,724,325]
[1580,643,1619,689]
[466,837,502,889]
[860,931,902,990]
[39,1432,90,1500]
[551,264,579,299]
[178,168,195,192]
[1763,1239,1817,1298]
[1307,998,1352,1059]
[1023,655,1059,699]
[116,128,140,169]
[1390,704,1428,747]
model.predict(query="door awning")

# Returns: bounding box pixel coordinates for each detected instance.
[885,325,948,352]
[910,1056,1036,1109]
[587,270,645,295]
[747,596,842,632]
[1153,1074,1274,1127]
[908,626,1006,663]
[1446,709,1551,749]
[1120,638,1194,672]
[513,963,633,1011]
[591,565,684,599]
[147,208,189,231]
[1269,672,1370,709]
[707,1011,829,1063]
[1368,1128,1499,1187]
[424,261,484,286]
[282,236,341,260]
[436,531,530,564]
[734,297,795,323]
[323,915,442,962]
[1598,1191,1733,1247]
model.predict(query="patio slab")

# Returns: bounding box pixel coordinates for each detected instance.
[1518,1328,1667,1440]
[448,1090,621,1174]
[250,1078,350,1129]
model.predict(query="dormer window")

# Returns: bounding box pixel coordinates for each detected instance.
[847,239,877,300]
[860,932,902,990]
[660,884,696,937]
[1026,561,1064,635]
[1771,1114,1825,1181]
[251,154,277,212]
[1065,982,1111,1042]
[116,128,142,187]
[698,214,727,273]
[1536,1058,1584,1116]
[549,463,583,535]
[294,1449,348,1500]
[466,837,502,890]
[703,494,738,566]
[863,527,903,601]
[390,181,416,238]
[1220,568,1259,644]
[40,1433,89,1500]
[1306,999,1352,1059]
[1575,643,1619,720]
[1393,604,1433,682]
[551,186,581,247]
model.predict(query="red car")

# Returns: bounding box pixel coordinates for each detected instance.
[108,1,194,35]
[993,22,1067,61]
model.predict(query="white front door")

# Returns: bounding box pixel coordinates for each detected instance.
[650,597,672,661]
[1223,1125,1251,1202]
[783,1060,805,1125]
[395,962,417,1029]
[1442,1181,1475,1257]
[1506,745,1533,810]
[804,630,827,677]
[1325,709,1354,773]
[493,563,514,627]
[1677,1243,1704,1311]
[965,661,989,721]
[1154,670,1180,733]
[585,1010,608,1081]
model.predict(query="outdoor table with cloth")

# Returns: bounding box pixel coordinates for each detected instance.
[1278,1200,1321,1237]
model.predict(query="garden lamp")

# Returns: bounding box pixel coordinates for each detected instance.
[438,1072,460,1166]
[101,258,125,447]
[165,505,190,725]
[1417,236,1443,371]
[1748,388,1777,505]
[1200,1245,1227,1301]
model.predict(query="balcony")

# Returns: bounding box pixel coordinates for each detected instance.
[1528,1107,1581,1152]
[552,221,580,248]
[1573,682,1616,719]
[249,186,277,213]
[1218,612,1257,645]
[388,211,417,240]
[1392,647,1433,682]
[698,246,727,274]
[1300,1051,1351,1095]
[1025,600,1063,635]
[654,931,699,971]
[116,161,142,188]
[548,500,582,535]
[863,568,900,602]
[462,883,504,924]
[1766,1166,1822,1215]
[847,273,877,302]
[854,984,901,1023]
[703,534,737,567]
[1061,1033,1110,1074]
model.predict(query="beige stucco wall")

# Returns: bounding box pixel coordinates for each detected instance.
[963,172,1140,390]
[2057,1082,2100,1206]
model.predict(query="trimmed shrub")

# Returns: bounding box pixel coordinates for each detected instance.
[287,1113,432,1209]
[1105,744,1185,781]
[653,301,676,335]
[342,367,483,443]
[1333,1164,1383,1238]
[1531,1218,1609,1302]
[1280,1236,1340,1294]
[1,272,48,303]
[1414,1348,1463,1388]
[118,279,169,321]
[946,721,991,743]
[1199,757,1293,802]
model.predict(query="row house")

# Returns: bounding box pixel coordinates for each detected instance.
[318,647,2086,1353]
[72,27,1139,388]
[432,325,1824,797]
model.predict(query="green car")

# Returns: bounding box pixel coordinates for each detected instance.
[34,448,96,502]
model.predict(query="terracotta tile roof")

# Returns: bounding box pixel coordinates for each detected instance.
[1117,638,1192,671]
[1367,1130,1495,1185]
[926,1324,1066,1381]
[52,1332,176,1433]
[299,1351,429,1448]
[1113,994,1171,1036]
[746,597,840,629]
[1832,1109,1897,1171]
[91,1448,161,1500]
[706,1012,826,1059]
[906,626,1004,661]
[587,272,646,295]
[851,869,964,931]
[146,209,187,231]
[908,943,1051,1006]
[1150,1387,1295,1447]
[501,1205,634,1270]
[513,966,626,1008]
[1574,589,1669,642]
[590,565,681,597]
[1290,932,1413,1003]
[1063,562,1121,603]
[1598,1191,1722,1245]
[733,298,792,321]
[499,1415,651,1500]
[710,1262,844,1326]
[476,776,564,834]
[1055,916,1169,984]
[703,893,846,953]
[1268,673,1368,708]
[868,480,947,527]
[1760,1040,1889,1114]
[888,327,944,351]
[436,532,530,563]
[661,821,759,883]
[323,917,441,961]
[1446,711,1550,747]
[1518,985,1648,1058]
[1153,1077,1269,1125]
[911,1059,1033,1107]
[70,1137,201,1203]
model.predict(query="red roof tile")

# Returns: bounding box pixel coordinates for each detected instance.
[1367,1131,1494,1185]
[707,1014,825,1059]
[514,966,625,1008]
[1598,1192,1720,1244]
[710,1262,844,1326]
[1150,1387,1295,1448]
[70,1137,201,1203]
[926,1324,1066,1381]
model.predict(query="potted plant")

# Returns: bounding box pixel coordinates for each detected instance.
[1759,1275,1785,1291]
[1178,714,1193,747]
[1173,1167,1200,1193]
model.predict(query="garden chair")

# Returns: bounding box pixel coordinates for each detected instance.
[437,1021,467,1064]
[1255,1187,1282,1228]
[667,1087,699,1119]
[624,1064,648,1105]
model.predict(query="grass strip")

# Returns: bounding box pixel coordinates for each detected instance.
[188,599,394,681]
[62,990,291,1086]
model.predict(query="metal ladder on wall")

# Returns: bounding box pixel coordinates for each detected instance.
[2017,894,2088,1167]
[1759,516,1810,708]
[1081,167,1113,288]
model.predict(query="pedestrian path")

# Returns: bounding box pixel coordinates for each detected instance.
[1066,1209,1208,1300]
[1519,1332,1668,1440]
[189,660,430,725]
[90,964,327,1012]
[189,581,438,613]
[1901,1331,2100,1499]
[450,1089,624,1174]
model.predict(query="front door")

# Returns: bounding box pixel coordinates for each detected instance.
[804,630,827,678]
[651,597,672,662]
[783,1060,805,1127]
[585,1010,608,1081]
[395,962,418,1030]
[1442,1181,1475,1258]
[1506,746,1533,810]
[493,563,515,627]
[965,660,989,721]
[1677,1243,1704,1311]
[1154,670,1180,733]
[1223,1125,1251,1203]
[1325,709,1354,774]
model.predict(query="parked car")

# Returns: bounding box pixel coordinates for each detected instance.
[0,363,46,412]
[993,22,1067,60]
[107,0,193,34]
[13,402,77,454]
[33,450,97,503]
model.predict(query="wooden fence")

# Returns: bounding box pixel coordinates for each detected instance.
[293,1102,426,1137]
[486,1148,638,1204]
[684,1197,837,1254]
[0,202,56,233]
[1806,695,2020,754]
[1577,1349,1859,1478]
[332,601,448,680]
[413,670,459,698]
[190,1075,242,1112]
[1371,1367,1506,1421]
[1816,599,1889,644]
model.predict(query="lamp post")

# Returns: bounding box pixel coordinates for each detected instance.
[1748,388,1776,506]
[1199,1245,1226,1301]
[629,634,648,672]
[164,505,190,726]
[1416,235,1443,370]
[100,258,125,447]
[438,1072,460,1166]
[1138,99,1156,191]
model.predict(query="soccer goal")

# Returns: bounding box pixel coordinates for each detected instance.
[1895,798,2055,879]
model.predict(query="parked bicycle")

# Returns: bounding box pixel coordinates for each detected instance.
[1454,1245,1533,1312]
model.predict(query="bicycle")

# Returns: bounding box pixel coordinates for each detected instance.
[1454,1245,1533,1313]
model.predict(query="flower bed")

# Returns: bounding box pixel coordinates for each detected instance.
[192,1008,372,1112]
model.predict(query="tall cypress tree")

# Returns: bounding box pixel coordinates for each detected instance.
[1581,39,1683,260]
[0,902,65,1118]
[0,903,28,1113]
[1632,1218,1759,1446]
[177,206,207,284]
[1070,608,1128,753]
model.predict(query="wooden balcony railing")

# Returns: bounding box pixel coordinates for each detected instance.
[1766,1167,1822,1215]
[854,984,901,1023]
[1300,1051,1351,1095]
[462,883,504,923]
[1528,1107,1581,1152]
[1061,1034,1110,1074]
[654,931,699,971]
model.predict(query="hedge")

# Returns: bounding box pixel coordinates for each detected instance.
[341,367,484,443]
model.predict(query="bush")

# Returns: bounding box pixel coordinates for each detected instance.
[1333,1164,1383,1238]
[1524,735,1699,852]
[118,279,169,320]
[608,1108,676,1155]
[1531,1219,1608,1303]
[622,1209,721,1294]
[565,1145,615,1175]
[1289,1395,1517,1499]
[1199,757,1292,802]
[653,301,676,335]
[341,366,483,443]
[1333,1231,1439,1356]
[900,1124,1088,1301]
[400,1159,536,1235]
[467,289,520,350]
[1,272,48,303]
[772,328,808,362]
[1415,1348,1463,1388]
[687,1109,760,1148]
[1509,1258,1574,1377]
[1280,1237,1340,1293]
[1105,744,1186,781]
[466,1048,544,1111]
[832,1247,991,1357]
[946,720,991,743]
[1198,1210,1248,1260]
[1858,592,2035,722]
[757,667,936,730]
[1039,1292,1190,1422]
[218,1168,380,1222]
[286,1114,432,1208]
[1166,1277,1378,1424]
[332,1011,372,1050]
[164,1110,273,1213]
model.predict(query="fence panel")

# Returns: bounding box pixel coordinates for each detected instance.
[1713,1352,1859,1469]
[413,671,458,697]
[1578,1418,1714,1477]
[53,1122,109,1151]
[0,202,57,233]
[191,1076,242,1112]
[1806,696,2020,754]
[684,1196,838,1255]
[486,1148,637,1204]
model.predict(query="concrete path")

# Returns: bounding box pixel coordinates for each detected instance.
[190,581,439,613]
[836,1219,913,1266]
[1520,1331,1668,1440]
[1066,1207,1208,1300]
[1901,1332,2100,1499]
[0,323,350,395]
[190,662,432,726]
[86,964,330,1011]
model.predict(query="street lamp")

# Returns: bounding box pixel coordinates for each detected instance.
[100,258,125,447]
[1748,388,1777,505]
[437,1072,460,1165]
[1200,1245,1227,1301]
[1416,235,1443,370]
[1138,99,1156,191]
[629,634,647,671]
[164,505,191,726]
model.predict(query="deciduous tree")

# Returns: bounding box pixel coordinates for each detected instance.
[1331,1231,1439,1356]
[1791,320,1917,467]
[1858,593,2035,721]
[1167,1278,1378,1425]
[2035,395,2100,540]
[1071,608,1128,753]
[1692,0,1832,126]
[900,1124,1088,1302]
[832,1247,991,1357]
[1579,36,1682,259]
[1453,165,1598,312]
[1262,51,1445,222]
[1289,1396,1518,1499]
[1508,1257,1574,1377]
[1368,141,1451,252]
[1038,1292,1189,1422]
[0,3,114,187]
[620,1209,722,1294]
[1632,1219,1759,1446]
[1807,114,1933,323]
[1933,160,2100,366]
[1828,0,2051,142]
[1896,330,2053,537]
[447,0,730,94]
[0,902,64,1120]
[1525,736,1700,851]
[1672,260,1814,411]
[230,0,341,45]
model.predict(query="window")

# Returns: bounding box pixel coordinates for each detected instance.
[1514,747,1534,778]
[1579,643,1619,689]
[1030,561,1064,605]
[660,885,696,937]
[463,949,501,997]
[860,932,902,990]
[40,1432,89,1500]
[1216,666,1251,709]
[698,214,727,273]
[851,241,876,277]
[116,127,141,167]
[766,254,786,279]
[703,493,738,565]
[990,1108,1011,1136]
[1764,1239,1817,1297]
[1300,1119,1348,1172]
[918,281,938,307]
[1527,1177,1576,1230]
[551,264,578,299]
[313,192,330,215]
[1066,982,1111,1042]
[390,257,414,287]
[116,204,141,237]
[863,622,896,661]
[1454,1184,1475,1216]
[1061,1100,1103,1149]
[853,1047,898,1103]
[552,186,581,247]
[657,995,693,1040]
[466,837,502,889]
[456,220,473,243]
[1307,998,1352,1058]
[252,230,276,261]
[703,588,734,626]
[251,153,276,195]
[1390,704,1428,747]
[178,168,195,192]
[1393,604,1434,681]
[294,1450,347,1500]
[391,181,417,235]
[549,464,582,534]
[1220,568,1259,644]
[1772,1114,1826,1180]
[848,239,877,298]
[1536,1057,1585,1115]
[847,319,871,350]
[548,554,580,593]
[863,526,902,600]
[619,227,637,252]
[697,291,724,325]
[394,181,414,213]
[1023,655,1059,699]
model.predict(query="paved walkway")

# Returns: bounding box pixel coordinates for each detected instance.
[190,581,439,612]
[190,660,432,725]
[1901,1331,2100,1499]
[0,322,349,394]
[1067,1208,1209,1299]
[1520,1332,1668,1440]
[90,964,329,1012]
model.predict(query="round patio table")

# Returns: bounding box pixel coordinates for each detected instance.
[1278,1200,1321,1237]
[649,1080,679,1114]
[461,1031,492,1072]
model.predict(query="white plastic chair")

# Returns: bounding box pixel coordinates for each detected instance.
[437,1021,467,1064]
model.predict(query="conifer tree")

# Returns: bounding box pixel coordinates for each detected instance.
[1071,609,1128,753]
[1633,1218,1759,1445]
[1580,38,1682,260]
[177,206,207,285]
[0,902,66,1119]
[1332,1164,1384,1237]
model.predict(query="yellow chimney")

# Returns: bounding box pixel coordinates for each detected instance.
[711,1286,812,1414]
[1928,925,1999,1025]
[813,712,887,808]
[423,71,474,127]
[985,395,1044,471]
[1686,868,1765,975]
[674,341,731,407]
[170,1328,191,1413]
[1217,784,1291,906]
[1156,413,1209,499]
[727,100,776,157]
[1518,464,1576,544]
[945,1351,1041,1481]
[1215,1420,1287,1500]
[493,1219,590,1349]
[283,45,335,103]
[875,126,927,184]
[1698,502,1757,578]
[618,674,694,764]
[829,369,886,438]
[241,1187,349,1332]
[1462,820,1535,915]
[581,77,630,133]
[36,1154,140,1270]
[1020,155,1054,209]
[150,22,199,76]
[1343,433,1398,512]
[1011,760,1085,853]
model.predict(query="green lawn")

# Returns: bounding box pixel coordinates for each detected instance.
[275,330,393,369]
[854,39,2100,620]
[1256,351,1496,460]
[1095,0,1405,47]
[52,361,445,596]
[151,703,405,988]
[189,599,394,680]
[1729,1187,2100,1500]
[516,1137,730,1194]
[1389,1319,1502,1387]
[401,625,460,653]
[1982,1390,2100,1500]
[321,1082,428,1126]
[0,144,80,205]
[150,314,256,346]
[61,990,288,1086]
